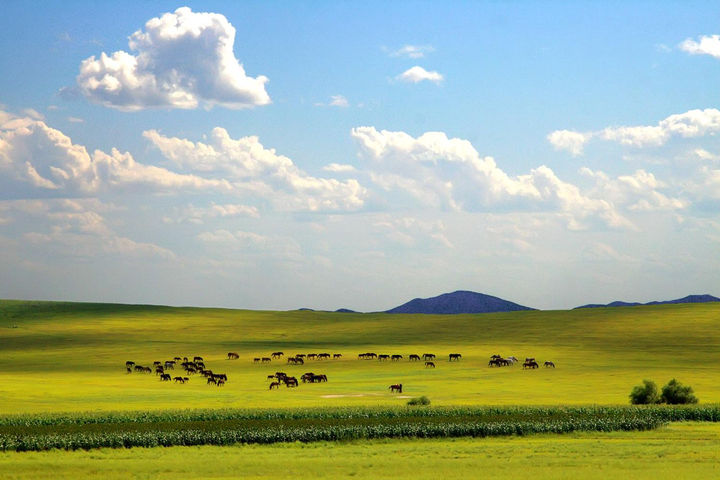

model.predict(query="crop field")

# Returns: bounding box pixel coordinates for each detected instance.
[1,300,720,413]
[0,422,718,479]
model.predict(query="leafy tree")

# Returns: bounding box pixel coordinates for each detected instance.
[629,379,661,405]
[661,379,699,405]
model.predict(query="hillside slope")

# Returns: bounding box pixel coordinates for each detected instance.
[386,290,534,314]
[576,294,719,309]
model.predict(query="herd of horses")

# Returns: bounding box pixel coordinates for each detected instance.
[125,356,229,386]
[125,350,556,395]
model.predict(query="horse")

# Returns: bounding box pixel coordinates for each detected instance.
[391,355,403,361]
[358,353,367,359]
[125,361,135,368]
[307,353,317,360]
[544,361,556,368]
[207,377,217,385]
[422,353,435,360]
[425,362,436,368]
[366,353,377,359]
[173,357,182,362]
[173,376,185,383]
[285,377,298,387]
[525,357,535,363]
[194,356,204,362]
[267,375,276,380]
[261,357,272,363]
[142,366,152,373]
[153,361,162,367]
[378,354,390,361]
[296,354,306,358]
[318,353,331,360]
[155,366,164,375]
[164,361,175,370]
[523,361,539,369]
[271,352,284,359]
[333,354,342,359]
[216,379,225,387]
[228,352,240,360]
[389,383,403,393]
[449,354,462,362]
[183,377,189,383]
[195,362,205,369]
[507,356,518,363]
[160,373,171,381]
[269,382,280,390]
[409,354,421,362]
[126,367,132,374]
[253,358,260,363]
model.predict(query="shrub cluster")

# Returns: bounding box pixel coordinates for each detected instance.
[407,396,431,406]
[630,379,699,405]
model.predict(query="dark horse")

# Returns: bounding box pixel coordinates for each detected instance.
[544,361,556,368]
[409,354,421,362]
[425,361,435,368]
[227,352,240,360]
[449,354,462,361]
[389,383,403,393]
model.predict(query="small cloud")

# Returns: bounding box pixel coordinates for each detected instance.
[679,34,720,59]
[322,163,356,173]
[47,105,59,111]
[315,95,350,108]
[547,130,592,156]
[395,66,444,84]
[655,44,671,53]
[386,44,435,59]
[67,117,85,123]
[23,109,45,121]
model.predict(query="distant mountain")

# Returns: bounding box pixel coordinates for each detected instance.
[335,308,357,313]
[575,294,720,309]
[385,290,534,315]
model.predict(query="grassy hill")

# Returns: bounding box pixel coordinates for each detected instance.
[0,300,718,414]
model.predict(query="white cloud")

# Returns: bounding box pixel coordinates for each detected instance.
[144,128,366,211]
[198,229,302,261]
[164,203,259,224]
[693,148,719,161]
[374,215,454,249]
[0,108,232,195]
[74,7,270,111]
[395,66,444,84]
[387,45,435,59]
[547,130,592,156]
[315,95,350,108]
[582,168,689,212]
[549,108,720,153]
[322,163,356,173]
[352,126,632,230]
[67,117,84,123]
[584,241,635,262]
[679,35,720,59]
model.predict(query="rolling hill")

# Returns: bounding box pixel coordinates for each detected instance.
[575,294,720,309]
[385,290,534,314]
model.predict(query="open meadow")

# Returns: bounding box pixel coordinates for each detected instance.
[1,300,719,413]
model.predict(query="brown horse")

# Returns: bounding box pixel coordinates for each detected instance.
[422,353,435,360]
[409,354,421,362]
[391,355,403,361]
[253,358,260,363]
[389,383,403,393]
[228,352,240,360]
[261,357,272,363]
[425,362,435,368]
[125,361,135,368]
[449,354,462,361]
[194,356,204,362]
[378,354,390,361]
[207,377,217,385]
[216,379,225,386]
[269,382,280,389]
[333,354,342,359]
[173,376,185,383]
[160,373,171,381]
[544,361,556,368]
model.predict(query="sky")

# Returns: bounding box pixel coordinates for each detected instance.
[1,1,720,311]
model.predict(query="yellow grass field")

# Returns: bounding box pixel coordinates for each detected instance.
[0,300,718,413]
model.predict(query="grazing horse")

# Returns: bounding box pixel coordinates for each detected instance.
[301,373,314,383]
[285,377,298,387]
[307,353,317,360]
[296,354,306,358]
[544,361,556,368]
[525,358,535,363]
[261,357,272,363]
[449,354,462,362]
[267,375,276,380]
[422,353,435,360]
[409,354,421,362]
[155,367,164,375]
[207,377,217,385]
[333,354,342,359]
[173,376,185,383]
[365,353,377,359]
[126,367,132,374]
[389,383,403,393]
[194,356,204,362]
[183,377,189,383]
[142,366,152,373]
[271,352,284,359]
[313,374,328,382]
[160,373,171,381]
[183,357,189,363]
[318,353,331,360]
[164,361,175,370]
[391,355,403,361]
[228,352,240,360]
[216,379,225,387]
[425,362,436,368]
[125,361,135,368]
[173,357,182,362]
[253,358,260,363]
[523,361,539,369]
[269,382,280,390]
[378,354,390,361]
[507,356,518,363]
[153,361,162,367]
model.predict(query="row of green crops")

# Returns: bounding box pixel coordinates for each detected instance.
[2,404,720,427]
[2,405,718,452]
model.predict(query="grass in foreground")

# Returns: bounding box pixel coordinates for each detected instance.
[0,422,718,479]
[1,300,719,413]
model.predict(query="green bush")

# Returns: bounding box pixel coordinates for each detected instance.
[629,379,661,405]
[661,379,699,405]
[407,396,431,406]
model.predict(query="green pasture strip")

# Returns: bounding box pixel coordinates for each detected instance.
[3,405,719,451]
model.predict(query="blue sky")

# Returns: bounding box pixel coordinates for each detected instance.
[1,2,719,310]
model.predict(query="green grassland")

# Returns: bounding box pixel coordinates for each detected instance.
[0,300,719,414]
[0,422,718,479]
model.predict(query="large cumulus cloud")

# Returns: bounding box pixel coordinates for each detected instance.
[74,7,270,111]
